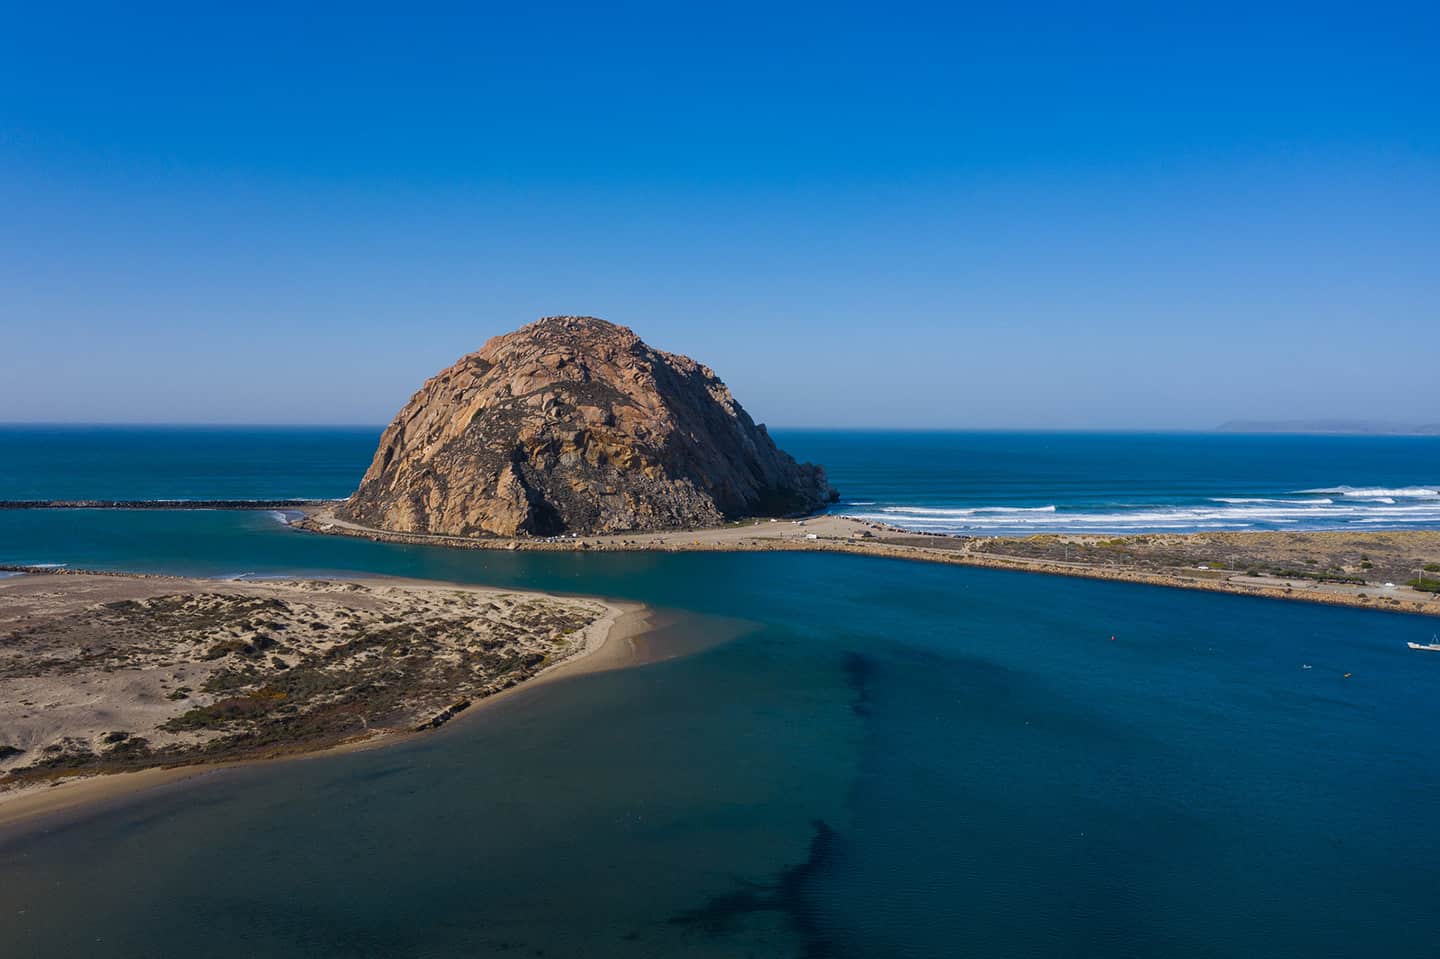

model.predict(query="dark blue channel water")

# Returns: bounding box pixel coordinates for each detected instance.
[2,510,1438,957]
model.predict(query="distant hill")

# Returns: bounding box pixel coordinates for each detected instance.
[1217,419,1440,436]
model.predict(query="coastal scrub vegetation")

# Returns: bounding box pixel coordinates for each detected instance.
[0,576,609,790]
[971,530,1439,593]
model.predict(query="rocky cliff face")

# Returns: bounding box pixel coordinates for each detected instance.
[341,316,836,537]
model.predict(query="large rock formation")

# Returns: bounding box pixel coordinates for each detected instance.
[341,316,836,537]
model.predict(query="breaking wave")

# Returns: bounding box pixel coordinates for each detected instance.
[1211,497,1333,505]
[1299,486,1438,498]
[879,505,1057,516]
[841,487,1440,536]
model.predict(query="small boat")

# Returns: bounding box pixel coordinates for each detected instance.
[1407,635,1440,651]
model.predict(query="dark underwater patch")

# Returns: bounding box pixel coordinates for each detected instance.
[841,651,873,718]
[668,819,841,958]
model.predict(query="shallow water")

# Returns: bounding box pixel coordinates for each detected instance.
[3,511,1440,957]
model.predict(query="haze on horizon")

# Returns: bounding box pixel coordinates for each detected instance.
[2,4,1436,430]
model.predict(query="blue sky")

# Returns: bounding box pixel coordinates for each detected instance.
[2,3,1436,428]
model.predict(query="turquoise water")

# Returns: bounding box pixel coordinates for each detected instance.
[2,429,1440,956]
[3,426,1438,532]
[3,509,1440,957]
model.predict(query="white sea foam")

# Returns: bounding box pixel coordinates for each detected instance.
[842,494,1440,535]
[838,476,1440,536]
[1300,486,1438,498]
[1211,497,1333,505]
[211,572,301,581]
[879,505,1057,516]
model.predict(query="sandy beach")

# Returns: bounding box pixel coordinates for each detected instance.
[298,506,1440,618]
[0,570,646,827]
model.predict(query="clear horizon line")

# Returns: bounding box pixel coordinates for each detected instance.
[4,421,1437,436]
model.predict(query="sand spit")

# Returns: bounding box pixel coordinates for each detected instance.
[299,507,1440,618]
[0,570,633,821]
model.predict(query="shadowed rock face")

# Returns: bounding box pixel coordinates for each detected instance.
[341,316,836,537]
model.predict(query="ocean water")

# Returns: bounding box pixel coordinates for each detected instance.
[0,425,377,501]
[2,428,1440,957]
[789,430,1440,535]
[3,426,1437,533]
[2,511,1439,957]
